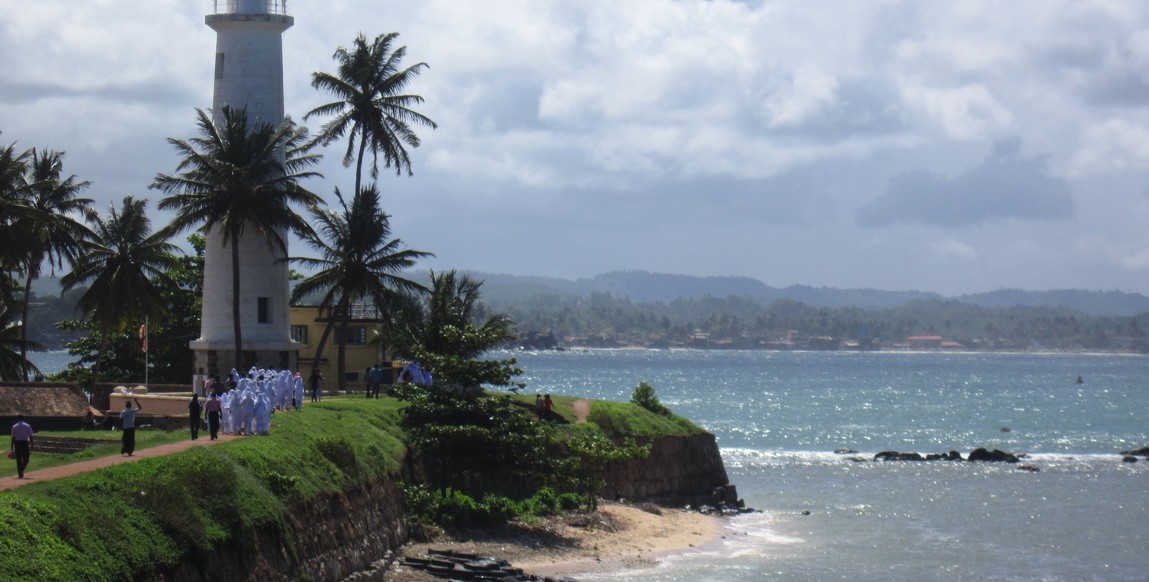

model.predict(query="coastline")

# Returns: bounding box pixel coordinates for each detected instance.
[388,502,727,580]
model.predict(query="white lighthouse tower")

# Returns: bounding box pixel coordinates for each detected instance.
[192,0,299,378]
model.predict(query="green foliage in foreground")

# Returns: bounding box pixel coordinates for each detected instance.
[0,399,406,582]
[403,484,581,529]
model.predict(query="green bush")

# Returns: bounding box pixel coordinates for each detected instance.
[630,381,672,416]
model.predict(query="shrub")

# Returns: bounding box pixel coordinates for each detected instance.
[630,381,671,416]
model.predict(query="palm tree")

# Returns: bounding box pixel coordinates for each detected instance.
[290,184,431,389]
[153,106,323,367]
[0,275,42,381]
[14,149,94,379]
[394,270,514,359]
[305,32,437,196]
[60,196,178,383]
[384,270,516,391]
[0,134,33,272]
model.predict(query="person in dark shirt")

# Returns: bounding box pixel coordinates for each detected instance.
[188,394,202,440]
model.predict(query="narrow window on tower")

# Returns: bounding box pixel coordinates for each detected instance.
[215,53,225,80]
[258,297,269,323]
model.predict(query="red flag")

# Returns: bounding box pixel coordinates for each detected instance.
[139,323,147,353]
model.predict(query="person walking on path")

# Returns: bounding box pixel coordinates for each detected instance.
[10,414,34,479]
[120,398,142,456]
[188,394,202,440]
[204,393,222,440]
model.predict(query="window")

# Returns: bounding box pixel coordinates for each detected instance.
[215,53,224,80]
[335,326,367,345]
[290,325,308,344]
[257,297,269,323]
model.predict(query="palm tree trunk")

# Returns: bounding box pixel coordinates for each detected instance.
[230,237,244,371]
[309,295,347,377]
[20,270,33,381]
[354,134,368,197]
[337,312,349,391]
[310,317,336,374]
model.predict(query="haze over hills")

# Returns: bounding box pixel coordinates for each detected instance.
[463,270,1149,317]
[30,271,1149,317]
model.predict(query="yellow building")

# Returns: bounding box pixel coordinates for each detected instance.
[289,304,394,391]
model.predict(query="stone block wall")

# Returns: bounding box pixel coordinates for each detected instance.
[597,433,732,507]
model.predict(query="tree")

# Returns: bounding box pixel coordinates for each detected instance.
[14,149,93,379]
[153,106,323,368]
[290,184,430,389]
[0,275,42,381]
[305,32,437,196]
[0,133,33,272]
[60,196,178,383]
[54,234,204,385]
[387,270,519,390]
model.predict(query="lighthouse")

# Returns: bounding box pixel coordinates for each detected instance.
[191,0,299,378]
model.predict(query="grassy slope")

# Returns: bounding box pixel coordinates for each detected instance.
[0,399,406,581]
[0,394,702,581]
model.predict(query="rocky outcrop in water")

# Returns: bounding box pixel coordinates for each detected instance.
[870,448,1023,463]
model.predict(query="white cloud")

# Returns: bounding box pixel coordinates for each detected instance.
[1069,118,1149,176]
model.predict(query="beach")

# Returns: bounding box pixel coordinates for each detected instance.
[388,502,726,580]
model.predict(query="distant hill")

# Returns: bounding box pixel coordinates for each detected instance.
[463,270,1149,316]
[31,271,1149,317]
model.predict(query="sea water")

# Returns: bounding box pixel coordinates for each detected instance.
[503,349,1149,581]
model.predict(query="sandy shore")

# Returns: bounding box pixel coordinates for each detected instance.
[387,501,725,580]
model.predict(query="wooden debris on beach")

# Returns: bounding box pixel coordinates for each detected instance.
[400,548,578,581]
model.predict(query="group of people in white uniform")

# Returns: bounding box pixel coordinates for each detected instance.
[204,362,433,436]
[207,367,304,436]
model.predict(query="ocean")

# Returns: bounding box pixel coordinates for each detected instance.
[501,348,1149,581]
[30,348,1149,580]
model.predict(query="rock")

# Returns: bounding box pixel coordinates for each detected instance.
[874,451,925,461]
[834,448,859,454]
[1118,446,1149,457]
[925,451,963,461]
[1017,464,1040,472]
[1122,456,1138,463]
[967,448,1020,463]
[1000,427,1011,432]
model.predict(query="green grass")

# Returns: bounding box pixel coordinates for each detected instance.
[0,428,190,478]
[0,397,408,581]
[586,400,705,438]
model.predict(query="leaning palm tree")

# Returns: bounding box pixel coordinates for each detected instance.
[153,106,323,367]
[305,32,437,196]
[60,196,178,383]
[290,184,431,389]
[14,149,94,379]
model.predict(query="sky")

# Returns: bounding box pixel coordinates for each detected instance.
[2,0,1149,296]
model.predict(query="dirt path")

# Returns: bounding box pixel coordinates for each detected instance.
[1,435,238,492]
[572,399,591,423]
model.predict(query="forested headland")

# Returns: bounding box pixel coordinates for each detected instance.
[25,271,1149,355]
[474,271,1149,353]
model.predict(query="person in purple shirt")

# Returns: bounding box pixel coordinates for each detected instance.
[204,393,223,440]
[10,414,34,479]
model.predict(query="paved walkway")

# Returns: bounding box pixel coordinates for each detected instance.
[1,435,238,492]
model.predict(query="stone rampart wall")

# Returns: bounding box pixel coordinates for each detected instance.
[598,432,732,507]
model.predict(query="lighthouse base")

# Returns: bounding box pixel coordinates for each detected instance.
[190,339,302,380]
